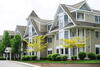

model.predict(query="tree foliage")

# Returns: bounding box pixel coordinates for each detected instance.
[24,35,48,52]
[62,37,86,48]
[0,31,10,54]
[11,34,21,53]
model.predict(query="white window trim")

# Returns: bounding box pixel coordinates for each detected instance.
[76,12,85,21]
[48,48,52,51]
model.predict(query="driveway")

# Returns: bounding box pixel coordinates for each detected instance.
[0,60,40,67]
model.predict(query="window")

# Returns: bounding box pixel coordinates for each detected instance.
[70,29,76,37]
[65,48,68,54]
[59,20,63,29]
[96,47,99,54]
[61,48,64,54]
[48,51,52,54]
[56,33,59,40]
[64,31,68,39]
[56,49,59,54]
[48,38,52,43]
[96,31,100,38]
[95,16,100,23]
[64,15,68,25]
[48,24,52,31]
[77,13,84,21]
[59,14,64,29]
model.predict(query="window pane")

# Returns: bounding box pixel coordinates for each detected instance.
[61,48,64,54]
[48,38,52,43]
[96,47,99,54]
[77,13,84,20]
[64,15,68,25]
[48,51,52,54]
[95,16,99,22]
[64,31,68,39]
[65,48,68,54]
[56,49,59,53]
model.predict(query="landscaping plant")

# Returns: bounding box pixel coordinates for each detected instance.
[78,52,86,60]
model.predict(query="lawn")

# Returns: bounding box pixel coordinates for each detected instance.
[20,60,100,64]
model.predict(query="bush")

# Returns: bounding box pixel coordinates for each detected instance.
[22,55,37,61]
[96,55,100,60]
[61,55,68,61]
[88,52,96,60]
[40,57,48,60]
[0,56,5,60]
[47,54,52,60]
[78,52,86,60]
[32,55,37,60]
[56,56,62,61]
[51,53,60,61]
[71,56,77,60]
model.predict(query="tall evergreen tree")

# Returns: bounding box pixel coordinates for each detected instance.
[0,31,10,55]
[11,34,21,59]
[2,31,10,47]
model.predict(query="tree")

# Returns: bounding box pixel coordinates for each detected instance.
[24,35,48,59]
[0,31,11,54]
[11,34,21,60]
[62,37,86,48]
[62,37,87,58]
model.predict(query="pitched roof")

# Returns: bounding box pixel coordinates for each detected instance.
[16,25,26,35]
[71,0,85,9]
[29,10,38,18]
[33,17,53,24]
[76,21,100,27]
[66,0,100,13]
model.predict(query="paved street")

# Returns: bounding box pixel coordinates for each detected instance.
[0,60,38,67]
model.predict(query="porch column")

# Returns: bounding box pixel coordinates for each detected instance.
[68,29,71,59]
[10,52,11,60]
[68,48,71,59]
[77,48,79,59]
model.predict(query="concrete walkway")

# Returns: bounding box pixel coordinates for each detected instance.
[0,60,41,67]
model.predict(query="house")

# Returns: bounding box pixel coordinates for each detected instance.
[24,10,53,57]
[24,0,100,59]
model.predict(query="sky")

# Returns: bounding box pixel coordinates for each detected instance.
[0,0,100,35]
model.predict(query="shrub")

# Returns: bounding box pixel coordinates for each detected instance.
[22,55,37,61]
[61,55,68,61]
[96,55,100,60]
[56,56,62,61]
[88,52,96,60]
[47,54,52,60]
[78,52,86,60]
[40,57,48,60]
[0,56,5,60]
[51,53,60,61]
[71,56,77,60]
[32,55,37,60]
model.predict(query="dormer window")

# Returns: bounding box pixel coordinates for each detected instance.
[95,16,100,23]
[77,13,84,21]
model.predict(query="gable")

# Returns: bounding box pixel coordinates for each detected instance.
[51,4,75,31]
[80,3,91,11]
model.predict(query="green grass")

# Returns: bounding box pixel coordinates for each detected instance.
[19,60,100,64]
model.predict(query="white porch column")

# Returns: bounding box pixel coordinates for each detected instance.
[77,48,79,59]
[68,29,71,59]
[10,52,11,60]
[68,48,71,59]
